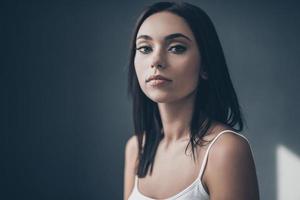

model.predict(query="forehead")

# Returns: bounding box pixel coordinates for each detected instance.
[136,11,195,41]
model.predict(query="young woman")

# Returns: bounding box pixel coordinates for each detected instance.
[124,2,259,200]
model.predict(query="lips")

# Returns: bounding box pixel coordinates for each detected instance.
[146,75,172,82]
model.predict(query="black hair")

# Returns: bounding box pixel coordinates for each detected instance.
[127,1,245,178]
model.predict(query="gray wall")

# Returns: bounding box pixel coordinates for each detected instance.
[1,0,299,199]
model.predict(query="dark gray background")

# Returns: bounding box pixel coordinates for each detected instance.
[1,0,299,199]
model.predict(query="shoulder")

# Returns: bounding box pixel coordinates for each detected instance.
[126,135,138,151]
[211,131,251,160]
[125,133,146,167]
[204,130,259,199]
[123,135,139,200]
[203,121,250,153]
[125,135,139,164]
[207,130,253,176]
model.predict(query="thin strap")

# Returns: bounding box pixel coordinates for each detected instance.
[197,130,249,180]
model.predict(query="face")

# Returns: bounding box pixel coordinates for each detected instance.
[134,11,204,103]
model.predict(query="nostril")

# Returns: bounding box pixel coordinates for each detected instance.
[151,63,164,68]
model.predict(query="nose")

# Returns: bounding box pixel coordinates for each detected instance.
[151,63,164,69]
[150,47,166,69]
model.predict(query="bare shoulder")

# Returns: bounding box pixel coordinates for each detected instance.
[126,135,138,154]
[203,121,250,154]
[123,135,139,200]
[125,135,139,167]
[204,130,260,199]
[211,131,251,158]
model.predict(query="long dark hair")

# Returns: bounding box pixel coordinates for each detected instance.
[127,1,245,178]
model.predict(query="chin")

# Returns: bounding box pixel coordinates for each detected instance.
[144,88,197,104]
[145,92,177,103]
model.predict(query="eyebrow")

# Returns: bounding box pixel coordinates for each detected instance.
[136,33,192,42]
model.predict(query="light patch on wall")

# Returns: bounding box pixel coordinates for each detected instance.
[277,145,300,200]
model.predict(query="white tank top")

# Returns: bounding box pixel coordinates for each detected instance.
[127,130,250,200]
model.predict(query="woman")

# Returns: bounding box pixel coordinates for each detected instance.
[124,2,259,200]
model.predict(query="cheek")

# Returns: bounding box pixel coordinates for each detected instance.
[174,54,200,85]
[134,56,147,88]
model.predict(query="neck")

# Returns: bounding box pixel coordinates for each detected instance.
[157,91,196,145]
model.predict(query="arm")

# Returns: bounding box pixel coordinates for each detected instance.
[123,135,139,200]
[205,133,260,200]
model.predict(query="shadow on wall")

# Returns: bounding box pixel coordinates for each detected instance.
[277,145,300,199]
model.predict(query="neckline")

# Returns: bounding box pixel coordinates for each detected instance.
[135,174,208,200]
[133,129,241,199]
[134,138,212,200]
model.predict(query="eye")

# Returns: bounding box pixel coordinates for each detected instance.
[168,45,187,54]
[136,46,152,54]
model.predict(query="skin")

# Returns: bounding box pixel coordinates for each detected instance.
[124,11,259,200]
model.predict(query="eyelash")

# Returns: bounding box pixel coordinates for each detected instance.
[136,45,187,54]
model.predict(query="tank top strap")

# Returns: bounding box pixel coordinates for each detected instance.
[197,129,249,180]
